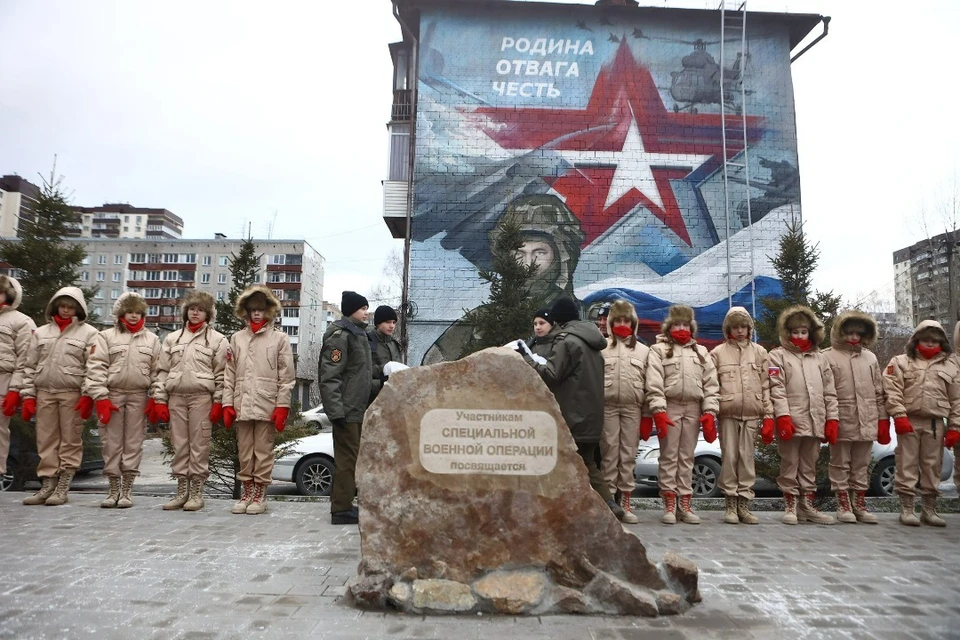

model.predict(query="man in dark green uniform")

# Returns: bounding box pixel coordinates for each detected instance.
[368,305,402,402]
[319,291,373,525]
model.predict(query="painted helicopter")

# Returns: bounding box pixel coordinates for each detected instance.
[668,39,751,114]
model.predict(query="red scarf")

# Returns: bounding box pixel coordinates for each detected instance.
[187,321,205,333]
[670,328,691,344]
[121,317,145,333]
[845,339,861,347]
[917,344,942,359]
[611,325,633,338]
[52,314,72,332]
[249,319,267,333]
[790,337,812,352]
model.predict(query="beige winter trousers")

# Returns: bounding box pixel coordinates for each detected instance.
[0,372,10,476]
[101,391,147,478]
[601,403,641,494]
[35,389,84,478]
[168,393,212,480]
[777,435,820,496]
[719,417,757,500]
[657,399,701,496]
[236,420,277,485]
[828,440,872,492]
[895,415,943,498]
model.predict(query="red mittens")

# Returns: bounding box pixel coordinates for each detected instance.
[95,398,119,425]
[823,419,839,446]
[144,397,155,418]
[760,418,775,445]
[699,413,717,443]
[21,397,36,422]
[223,406,237,429]
[776,415,795,441]
[653,412,674,440]
[2,390,20,417]
[74,395,94,419]
[152,403,170,424]
[945,430,960,449]
[272,407,289,432]
[893,416,913,435]
[639,416,653,441]
[877,418,891,445]
[209,402,223,424]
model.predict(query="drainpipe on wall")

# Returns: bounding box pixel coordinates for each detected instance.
[393,0,418,364]
[790,16,830,63]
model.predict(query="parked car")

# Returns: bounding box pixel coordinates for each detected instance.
[2,422,104,492]
[272,428,335,496]
[299,405,331,432]
[635,432,955,498]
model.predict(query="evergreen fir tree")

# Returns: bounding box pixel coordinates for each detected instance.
[461,220,547,356]
[0,167,97,324]
[214,236,262,337]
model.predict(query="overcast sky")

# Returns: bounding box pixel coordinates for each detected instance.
[1,0,957,309]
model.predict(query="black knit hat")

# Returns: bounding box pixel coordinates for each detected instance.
[341,291,369,318]
[597,303,611,318]
[550,297,579,324]
[374,305,398,326]
[534,307,553,324]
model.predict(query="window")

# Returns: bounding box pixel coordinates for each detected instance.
[112,273,121,282]
[130,253,145,263]
[286,273,301,283]
[269,255,285,265]
[162,288,179,298]
[146,271,161,280]
[282,308,300,318]
[124,215,129,222]
[147,306,159,316]
[290,342,298,355]
[81,257,90,265]
[282,325,299,336]
[96,272,105,281]
[162,271,178,281]
[114,255,123,265]
[218,273,227,284]
[163,253,177,263]
[111,290,120,300]
[202,256,212,266]
[161,305,176,317]
[200,273,210,284]
[216,291,225,301]
[148,253,161,263]
[267,272,284,283]
[218,256,229,266]
[272,289,283,298]
[145,289,161,298]
[179,271,195,282]
[123,226,129,232]
[97,255,107,265]
[181,254,196,264]
[95,290,104,299]
[81,271,89,281]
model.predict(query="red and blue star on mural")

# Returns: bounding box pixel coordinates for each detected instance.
[475,41,763,247]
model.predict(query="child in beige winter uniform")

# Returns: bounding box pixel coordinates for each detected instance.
[709,306,772,525]
[21,287,99,506]
[223,286,295,515]
[822,311,886,524]
[600,300,649,525]
[768,305,839,525]
[0,275,36,481]
[646,305,719,525]
[87,293,161,508]
[883,320,960,527]
[152,291,228,511]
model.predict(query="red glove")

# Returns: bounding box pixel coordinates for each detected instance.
[653,412,674,440]
[152,403,170,424]
[776,415,795,441]
[223,406,236,429]
[271,407,289,432]
[144,397,155,418]
[699,413,717,443]
[21,397,36,422]
[74,395,94,419]
[877,418,891,445]
[639,416,654,441]
[96,398,119,425]
[823,419,839,446]
[2,390,20,417]
[945,430,960,449]
[893,416,913,435]
[209,402,223,424]
[760,418,775,445]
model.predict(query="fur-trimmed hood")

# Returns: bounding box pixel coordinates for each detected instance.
[830,310,878,350]
[44,286,88,322]
[113,292,147,319]
[906,319,952,359]
[0,274,23,310]
[608,299,638,332]
[234,285,281,322]
[661,304,697,338]
[777,305,824,351]
[722,306,754,337]
[181,290,216,324]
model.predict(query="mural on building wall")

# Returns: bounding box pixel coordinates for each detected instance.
[409,7,802,364]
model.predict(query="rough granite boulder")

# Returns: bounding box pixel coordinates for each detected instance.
[346,348,698,615]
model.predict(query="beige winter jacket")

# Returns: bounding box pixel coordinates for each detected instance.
[0,275,37,393]
[22,286,99,398]
[767,306,838,438]
[222,285,295,421]
[602,337,649,408]
[884,320,960,429]
[88,326,161,398]
[710,340,773,421]
[646,336,720,415]
[822,310,886,440]
[153,325,228,403]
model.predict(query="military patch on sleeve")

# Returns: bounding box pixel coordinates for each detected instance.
[886,364,894,375]
[331,349,342,363]
[768,366,780,377]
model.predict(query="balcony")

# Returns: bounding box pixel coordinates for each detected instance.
[392,89,412,122]
[382,180,409,239]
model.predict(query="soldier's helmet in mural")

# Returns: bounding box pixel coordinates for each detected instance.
[488,194,585,296]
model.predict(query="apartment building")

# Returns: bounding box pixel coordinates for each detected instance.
[71,204,183,239]
[893,230,960,329]
[0,174,40,238]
